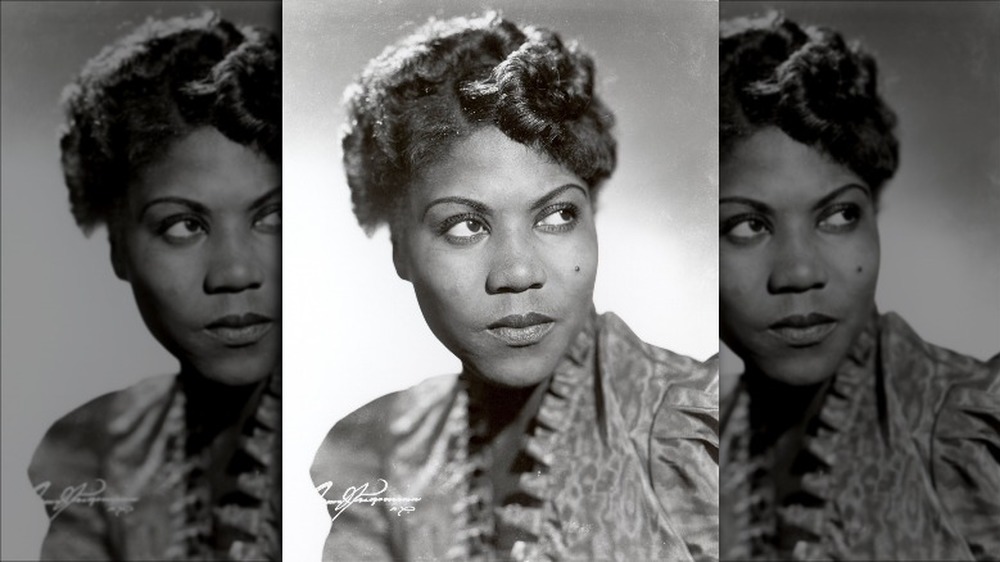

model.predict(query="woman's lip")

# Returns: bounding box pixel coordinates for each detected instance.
[488,312,555,329]
[204,315,274,347]
[768,321,837,347]
[487,322,555,347]
[206,312,273,329]
[770,312,836,329]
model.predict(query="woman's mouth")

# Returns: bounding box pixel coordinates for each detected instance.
[487,313,555,347]
[768,313,837,347]
[204,313,274,347]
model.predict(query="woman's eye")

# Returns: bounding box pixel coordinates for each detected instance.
[819,204,861,231]
[536,207,577,230]
[254,208,281,233]
[161,218,205,242]
[444,219,488,240]
[724,217,770,243]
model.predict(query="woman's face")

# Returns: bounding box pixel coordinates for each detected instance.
[394,127,598,388]
[720,127,879,385]
[114,127,281,386]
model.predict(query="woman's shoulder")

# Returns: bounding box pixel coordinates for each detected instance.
[595,313,720,560]
[878,312,998,419]
[878,312,1000,558]
[28,374,177,488]
[310,374,459,488]
[597,311,719,413]
[310,374,461,554]
[28,373,178,560]
[880,312,998,383]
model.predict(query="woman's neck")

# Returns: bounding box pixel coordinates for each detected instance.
[179,366,270,447]
[466,375,547,436]
[743,368,832,443]
[465,374,551,510]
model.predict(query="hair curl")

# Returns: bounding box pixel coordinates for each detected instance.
[60,11,280,233]
[342,11,617,234]
[720,12,899,196]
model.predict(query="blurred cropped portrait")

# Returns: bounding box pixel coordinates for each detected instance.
[284,1,718,560]
[1,2,281,560]
[718,3,999,560]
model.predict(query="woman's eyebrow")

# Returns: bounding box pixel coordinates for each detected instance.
[423,197,490,219]
[140,197,209,218]
[530,183,587,210]
[719,196,771,213]
[248,186,282,211]
[421,183,585,219]
[812,183,870,211]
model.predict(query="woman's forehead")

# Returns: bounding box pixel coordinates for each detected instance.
[410,127,586,204]
[721,127,866,205]
[129,127,279,207]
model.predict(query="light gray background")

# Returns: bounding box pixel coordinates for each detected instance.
[719,1,1000,384]
[0,2,279,559]
[282,0,719,558]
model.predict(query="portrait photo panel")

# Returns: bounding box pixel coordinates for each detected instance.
[718,2,999,559]
[1,2,280,559]
[283,0,719,559]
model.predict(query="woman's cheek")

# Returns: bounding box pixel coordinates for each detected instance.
[836,227,880,301]
[561,220,598,284]
[720,253,757,309]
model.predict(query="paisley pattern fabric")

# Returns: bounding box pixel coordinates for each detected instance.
[28,370,281,560]
[312,311,720,561]
[720,312,1000,560]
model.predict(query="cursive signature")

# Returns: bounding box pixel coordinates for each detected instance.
[34,479,138,521]
[316,479,421,522]
[388,505,416,516]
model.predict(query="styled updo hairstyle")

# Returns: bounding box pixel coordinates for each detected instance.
[60,11,280,234]
[342,11,617,234]
[721,13,899,197]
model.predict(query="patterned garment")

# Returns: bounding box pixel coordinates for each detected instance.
[720,312,1000,560]
[312,311,720,561]
[28,370,281,560]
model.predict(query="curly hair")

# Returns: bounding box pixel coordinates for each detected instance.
[342,11,617,234]
[720,12,899,196]
[60,11,280,233]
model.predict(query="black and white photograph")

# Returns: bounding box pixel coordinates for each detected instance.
[4,1,997,561]
[283,0,719,560]
[1,2,281,559]
[717,2,999,560]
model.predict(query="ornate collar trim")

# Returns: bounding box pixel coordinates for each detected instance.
[448,310,599,560]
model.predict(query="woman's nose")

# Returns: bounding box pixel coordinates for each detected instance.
[485,231,547,294]
[767,233,828,294]
[204,229,265,294]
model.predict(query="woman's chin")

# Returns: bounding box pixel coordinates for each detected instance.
[186,355,278,386]
[463,356,558,389]
[748,354,840,386]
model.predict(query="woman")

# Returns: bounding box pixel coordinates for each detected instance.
[27,12,281,560]
[311,12,718,562]
[718,12,1000,560]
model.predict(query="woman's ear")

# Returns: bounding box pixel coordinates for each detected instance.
[107,206,131,281]
[391,232,411,282]
[109,234,129,281]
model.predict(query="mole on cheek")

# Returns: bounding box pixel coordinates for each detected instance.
[574,265,580,272]
[857,266,863,273]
